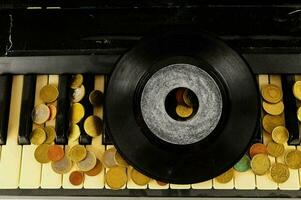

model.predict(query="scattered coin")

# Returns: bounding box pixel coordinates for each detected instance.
[71,74,84,89]
[175,88,185,104]
[70,103,85,123]
[293,81,301,101]
[106,167,127,190]
[266,141,285,157]
[175,104,193,118]
[68,124,81,142]
[234,155,250,172]
[72,85,85,103]
[30,127,46,145]
[250,153,271,175]
[114,151,128,167]
[68,145,87,162]
[48,104,57,121]
[51,155,73,174]
[44,126,56,144]
[40,84,59,103]
[48,145,65,161]
[215,168,234,183]
[102,147,118,168]
[271,126,289,144]
[270,163,290,183]
[130,168,151,186]
[156,180,168,186]
[261,84,282,103]
[32,104,50,124]
[284,149,301,169]
[297,107,301,122]
[34,144,50,164]
[69,171,84,186]
[249,143,267,158]
[77,150,97,172]
[89,90,104,106]
[262,101,284,116]
[84,115,102,137]
[183,89,194,107]
[262,114,285,134]
[85,159,103,176]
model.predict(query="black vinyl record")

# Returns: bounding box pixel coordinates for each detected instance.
[105,30,260,184]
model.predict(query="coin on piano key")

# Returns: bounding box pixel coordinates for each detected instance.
[156,180,168,186]
[102,147,118,168]
[249,143,267,158]
[68,145,87,162]
[270,163,290,183]
[84,115,102,137]
[51,155,73,174]
[261,84,282,103]
[48,104,57,121]
[68,124,81,142]
[70,103,85,123]
[234,155,250,172]
[40,84,59,103]
[262,114,285,134]
[44,126,56,144]
[85,159,103,176]
[262,101,284,116]
[293,81,301,101]
[34,144,50,163]
[266,141,285,157]
[32,104,50,124]
[72,85,85,103]
[250,153,271,175]
[271,126,289,144]
[175,104,193,118]
[215,168,234,183]
[77,150,97,172]
[71,74,84,89]
[89,90,104,106]
[69,171,84,186]
[297,106,301,122]
[30,127,47,145]
[106,166,127,190]
[284,149,301,169]
[175,88,185,104]
[114,151,128,167]
[130,167,151,186]
[48,145,65,161]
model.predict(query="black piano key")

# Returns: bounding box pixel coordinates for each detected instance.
[55,75,71,145]
[18,75,36,145]
[252,120,263,144]
[0,75,12,145]
[281,75,300,145]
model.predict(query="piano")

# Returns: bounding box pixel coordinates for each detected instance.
[1,0,301,198]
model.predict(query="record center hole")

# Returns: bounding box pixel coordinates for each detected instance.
[164,87,199,121]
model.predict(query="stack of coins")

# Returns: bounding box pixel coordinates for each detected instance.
[174,88,197,119]
[293,81,301,121]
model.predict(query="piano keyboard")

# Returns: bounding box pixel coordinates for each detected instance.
[0,74,301,192]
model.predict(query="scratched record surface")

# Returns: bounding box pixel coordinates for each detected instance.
[105,30,260,184]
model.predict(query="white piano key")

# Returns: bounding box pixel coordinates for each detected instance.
[169,184,191,189]
[234,170,256,190]
[148,179,169,189]
[127,166,148,189]
[191,180,212,189]
[213,177,234,189]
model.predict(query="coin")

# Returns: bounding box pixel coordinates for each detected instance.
[250,153,271,175]
[89,90,104,106]
[297,107,301,122]
[262,114,285,134]
[106,167,127,190]
[71,74,83,89]
[84,115,102,137]
[48,145,65,161]
[70,103,85,123]
[40,84,59,103]
[284,149,301,169]
[270,163,290,183]
[48,104,57,121]
[262,101,284,116]
[85,159,103,176]
[261,84,282,103]
[77,150,97,172]
[30,127,46,145]
[293,81,301,101]
[175,88,185,104]
[69,171,84,186]
[32,104,50,124]
[266,141,285,157]
[249,143,267,158]
[271,126,289,144]
[234,155,250,172]
[130,168,151,186]
[51,155,73,174]
[68,145,87,162]
[183,89,194,107]
[114,151,128,167]
[68,124,81,142]
[156,180,168,186]
[34,144,50,163]
[175,104,193,118]
[44,126,56,144]
[72,85,85,103]
[215,168,234,183]
[102,147,118,168]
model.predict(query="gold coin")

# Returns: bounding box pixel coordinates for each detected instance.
[114,151,128,167]
[262,114,285,134]
[32,104,50,124]
[261,84,282,103]
[266,141,285,157]
[270,163,290,183]
[70,103,85,123]
[297,107,301,122]
[72,85,85,103]
[102,147,118,168]
[262,101,284,116]
[284,150,301,169]
[77,151,97,172]
[89,90,104,106]
[250,153,271,175]
[106,167,127,190]
[71,74,83,89]
[130,168,151,186]
[48,104,57,121]
[30,127,47,145]
[68,124,81,142]
[215,168,234,183]
[51,155,73,174]
[183,89,193,106]
[34,144,50,163]
[40,84,59,103]
[293,81,301,101]
[271,126,289,144]
[44,126,56,144]
[68,145,87,162]
[175,105,193,118]
[84,115,102,137]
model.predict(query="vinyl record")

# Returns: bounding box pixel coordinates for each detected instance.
[105,30,260,184]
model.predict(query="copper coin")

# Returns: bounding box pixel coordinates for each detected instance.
[48,145,64,161]
[85,159,103,176]
[156,180,168,186]
[48,104,57,121]
[69,171,84,186]
[249,143,267,158]
[175,88,185,104]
